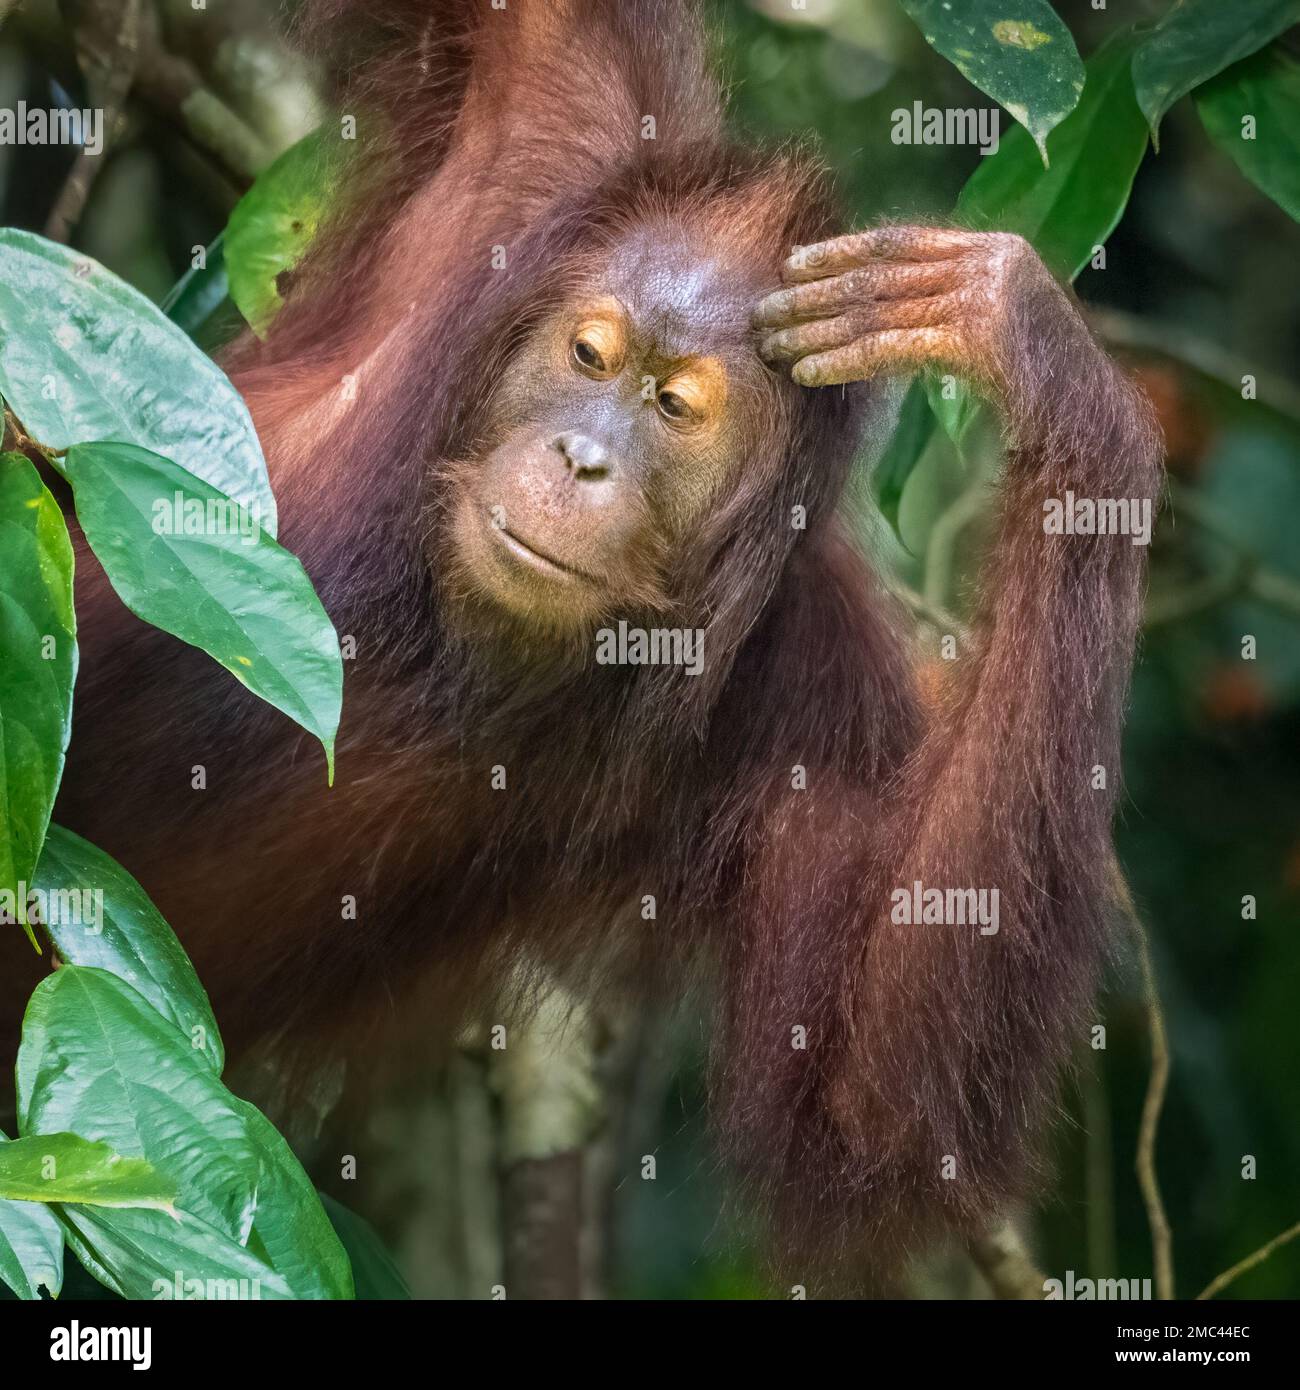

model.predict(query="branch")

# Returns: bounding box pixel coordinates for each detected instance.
[156,0,322,154]
[1145,482,1300,627]
[45,0,144,242]
[1113,867,1175,1301]
[923,480,987,617]
[134,33,271,184]
[10,0,272,186]
[1197,1219,1300,1300]
[1091,306,1300,430]
[489,977,603,1300]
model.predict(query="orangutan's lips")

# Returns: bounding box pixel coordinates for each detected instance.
[492,522,591,582]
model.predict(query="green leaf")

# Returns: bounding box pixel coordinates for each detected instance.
[159,231,232,338]
[32,825,224,1074]
[0,451,76,950]
[16,967,260,1243]
[48,1109,348,1299]
[226,128,338,337]
[1196,42,1300,223]
[957,28,1150,281]
[0,1133,174,1212]
[0,1128,63,1300]
[235,1103,353,1300]
[321,1193,410,1300]
[898,0,1085,164]
[1132,0,1300,138]
[925,377,986,450]
[0,229,277,535]
[872,379,935,540]
[56,1202,295,1301]
[16,969,348,1300]
[57,441,341,779]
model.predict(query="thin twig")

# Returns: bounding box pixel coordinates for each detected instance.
[2,406,54,461]
[1091,306,1300,429]
[1159,482,1300,625]
[923,481,988,616]
[1197,1220,1300,1300]
[1115,868,1175,1300]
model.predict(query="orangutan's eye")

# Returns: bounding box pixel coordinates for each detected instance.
[656,389,694,424]
[572,338,606,374]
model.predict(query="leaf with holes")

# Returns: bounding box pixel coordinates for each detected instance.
[957,28,1149,281]
[898,0,1084,164]
[226,128,343,336]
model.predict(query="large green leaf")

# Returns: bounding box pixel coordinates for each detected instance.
[321,1193,411,1300]
[56,441,341,779]
[898,0,1084,164]
[57,1202,294,1301]
[32,826,224,1074]
[226,128,338,337]
[0,1128,63,1300]
[16,969,351,1300]
[1196,42,1300,223]
[0,229,277,534]
[0,451,76,949]
[1132,0,1300,138]
[16,967,260,1244]
[957,28,1150,281]
[0,1133,173,1212]
[236,1102,353,1300]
